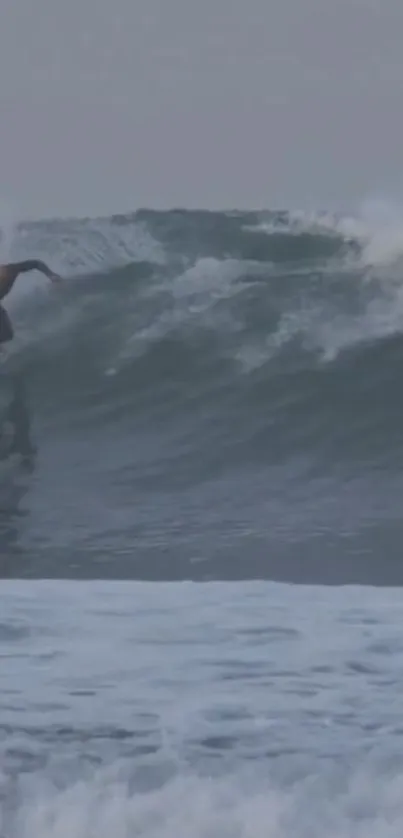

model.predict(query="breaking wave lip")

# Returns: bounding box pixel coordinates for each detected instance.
[0,207,361,281]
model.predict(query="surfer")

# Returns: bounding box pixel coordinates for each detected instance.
[0,260,60,344]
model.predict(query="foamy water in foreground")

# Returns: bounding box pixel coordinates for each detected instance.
[1,580,403,837]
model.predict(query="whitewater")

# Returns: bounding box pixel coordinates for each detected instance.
[2,205,403,836]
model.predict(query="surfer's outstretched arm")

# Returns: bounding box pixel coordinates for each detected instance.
[11,260,60,282]
[0,260,61,301]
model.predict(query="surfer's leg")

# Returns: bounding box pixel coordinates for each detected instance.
[0,304,13,344]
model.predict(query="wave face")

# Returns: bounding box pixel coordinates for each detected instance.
[2,207,403,583]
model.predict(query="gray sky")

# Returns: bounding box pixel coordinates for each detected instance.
[0,0,402,218]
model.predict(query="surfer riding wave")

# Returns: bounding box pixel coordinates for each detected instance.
[0,261,60,344]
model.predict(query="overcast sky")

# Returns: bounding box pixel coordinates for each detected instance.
[0,0,402,218]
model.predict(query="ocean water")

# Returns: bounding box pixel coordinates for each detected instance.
[2,207,403,834]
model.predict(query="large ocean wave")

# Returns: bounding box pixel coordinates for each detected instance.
[2,207,403,582]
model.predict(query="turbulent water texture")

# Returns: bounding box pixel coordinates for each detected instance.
[2,580,403,837]
[1,207,403,582]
